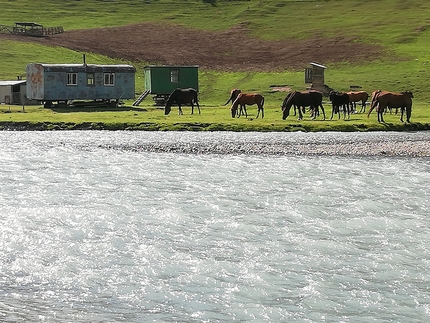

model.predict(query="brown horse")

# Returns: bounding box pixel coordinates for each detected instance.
[367,90,413,123]
[164,88,200,115]
[281,91,325,120]
[347,91,369,113]
[231,93,265,118]
[223,89,242,106]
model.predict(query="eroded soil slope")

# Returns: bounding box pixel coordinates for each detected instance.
[1,22,386,71]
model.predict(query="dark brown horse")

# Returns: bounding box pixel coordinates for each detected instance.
[329,91,350,120]
[164,88,200,115]
[347,91,369,113]
[231,93,265,118]
[281,91,325,120]
[367,90,413,123]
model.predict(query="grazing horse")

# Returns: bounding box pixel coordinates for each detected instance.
[231,93,265,118]
[164,88,200,115]
[223,89,242,106]
[283,92,302,117]
[224,88,247,117]
[329,91,350,120]
[367,90,413,123]
[281,91,325,120]
[347,91,369,113]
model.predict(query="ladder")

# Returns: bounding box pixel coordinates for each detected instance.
[132,89,150,106]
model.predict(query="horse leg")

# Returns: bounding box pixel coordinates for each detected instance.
[309,105,320,120]
[406,106,411,123]
[311,105,317,120]
[178,104,183,115]
[297,106,303,120]
[243,105,248,118]
[237,105,243,117]
[319,104,325,120]
[190,102,194,115]
[196,100,201,114]
[378,106,384,123]
[256,104,264,118]
[360,100,366,113]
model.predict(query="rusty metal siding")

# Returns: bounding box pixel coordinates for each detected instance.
[26,63,135,101]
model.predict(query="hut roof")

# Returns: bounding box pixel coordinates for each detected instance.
[309,62,327,69]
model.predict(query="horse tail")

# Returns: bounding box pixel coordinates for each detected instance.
[367,90,381,118]
[223,89,241,106]
[193,89,199,103]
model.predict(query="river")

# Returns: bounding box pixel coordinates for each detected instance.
[0,131,429,322]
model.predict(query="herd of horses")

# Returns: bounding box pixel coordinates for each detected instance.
[163,87,414,123]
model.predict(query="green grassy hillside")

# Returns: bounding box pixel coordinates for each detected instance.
[0,0,429,130]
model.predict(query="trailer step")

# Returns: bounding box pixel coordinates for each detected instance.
[132,89,150,106]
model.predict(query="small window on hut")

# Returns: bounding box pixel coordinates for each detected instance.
[104,73,115,86]
[67,73,78,86]
[170,69,179,83]
[87,73,95,86]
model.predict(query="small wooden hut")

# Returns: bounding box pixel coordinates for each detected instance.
[305,62,326,87]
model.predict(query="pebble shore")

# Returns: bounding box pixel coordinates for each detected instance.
[108,135,430,157]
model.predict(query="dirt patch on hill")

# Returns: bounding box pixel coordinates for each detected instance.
[1,22,386,71]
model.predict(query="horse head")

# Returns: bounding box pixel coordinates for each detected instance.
[403,91,414,98]
[164,89,179,115]
[164,102,172,115]
[231,101,239,118]
[282,91,296,120]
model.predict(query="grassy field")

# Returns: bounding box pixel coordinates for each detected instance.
[0,0,429,131]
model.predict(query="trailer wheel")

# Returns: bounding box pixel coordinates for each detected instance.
[109,100,118,108]
[44,101,53,108]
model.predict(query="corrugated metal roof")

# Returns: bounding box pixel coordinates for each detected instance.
[0,80,26,86]
[30,63,136,73]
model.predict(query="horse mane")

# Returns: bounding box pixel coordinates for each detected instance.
[166,88,180,104]
[231,93,243,108]
[282,91,297,111]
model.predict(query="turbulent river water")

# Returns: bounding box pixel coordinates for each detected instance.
[0,131,429,322]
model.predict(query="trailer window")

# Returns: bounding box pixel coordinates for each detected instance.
[67,73,77,85]
[104,73,115,86]
[87,73,95,86]
[170,69,179,83]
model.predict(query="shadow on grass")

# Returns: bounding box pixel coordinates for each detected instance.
[48,105,148,113]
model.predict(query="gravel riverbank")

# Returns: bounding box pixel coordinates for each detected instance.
[104,131,430,157]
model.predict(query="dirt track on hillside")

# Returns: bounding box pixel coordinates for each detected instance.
[1,22,387,71]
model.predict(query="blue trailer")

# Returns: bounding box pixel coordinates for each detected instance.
[26,62,136,108]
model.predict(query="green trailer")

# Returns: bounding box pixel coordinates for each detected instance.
[133,65,199,106]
